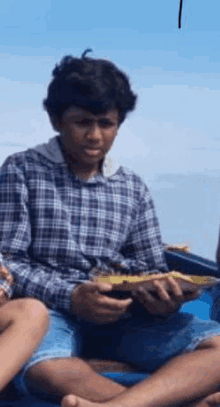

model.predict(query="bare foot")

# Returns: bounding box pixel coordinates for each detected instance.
[194,392,220,407]
[61,394,103,407]
[61,392,220,407]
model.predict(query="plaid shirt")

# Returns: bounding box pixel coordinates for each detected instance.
[0,136,167,314]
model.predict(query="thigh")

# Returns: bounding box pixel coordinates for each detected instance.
[84,315,183,370]
[87,312,220,373]
[25,310,84,362]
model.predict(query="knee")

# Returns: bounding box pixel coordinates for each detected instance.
[13,298,48,331]
[24,298,48,318]
[17,298,47,317]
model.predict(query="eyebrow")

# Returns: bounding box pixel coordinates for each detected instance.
[67,116,117,123]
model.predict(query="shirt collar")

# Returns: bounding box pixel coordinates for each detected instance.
[33,136,121,179]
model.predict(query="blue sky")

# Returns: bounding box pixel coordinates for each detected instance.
[1,0,220,259]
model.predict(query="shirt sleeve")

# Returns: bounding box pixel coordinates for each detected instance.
[120,183,168,273]
[0,253,14,298]
[0,159,78,313]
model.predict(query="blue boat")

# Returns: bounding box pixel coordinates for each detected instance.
[0,248,219,407]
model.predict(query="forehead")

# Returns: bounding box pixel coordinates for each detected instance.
[62,106,119,121]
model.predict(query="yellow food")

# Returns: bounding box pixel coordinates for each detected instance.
[96,271,216,289]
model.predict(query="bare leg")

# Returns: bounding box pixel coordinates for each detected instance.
[26,357,126,402]
[0,298,48,392]
[61,336,220,407]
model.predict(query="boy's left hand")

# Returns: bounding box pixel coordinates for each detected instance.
[132,276,201,316]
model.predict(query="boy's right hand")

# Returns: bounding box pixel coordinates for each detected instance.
[71,282,133,324]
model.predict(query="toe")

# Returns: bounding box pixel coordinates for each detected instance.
[61,394,78,407]
[204,392,220,406]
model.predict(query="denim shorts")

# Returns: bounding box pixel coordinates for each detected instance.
[14,309,220,395]
[210,286,220,322]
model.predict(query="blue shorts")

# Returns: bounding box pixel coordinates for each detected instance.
[14,310,220,395]
[210,286,220,322]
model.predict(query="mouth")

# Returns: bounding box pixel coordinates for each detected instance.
[83,148,102,157]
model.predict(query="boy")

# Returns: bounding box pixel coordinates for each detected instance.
[0,255,48,394]
[1,50,220,407]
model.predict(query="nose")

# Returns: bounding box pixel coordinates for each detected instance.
[87,122,102,142]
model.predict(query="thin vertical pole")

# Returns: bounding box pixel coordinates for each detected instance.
[178,0,183,29]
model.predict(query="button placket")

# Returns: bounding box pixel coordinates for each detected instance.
[79,186,89,250]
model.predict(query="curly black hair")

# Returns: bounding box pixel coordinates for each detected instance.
[43,49,137,126]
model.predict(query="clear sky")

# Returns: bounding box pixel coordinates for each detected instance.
[1,0,220,259]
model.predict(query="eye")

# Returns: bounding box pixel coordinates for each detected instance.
[74,119,92,127]
[98,119,115,128]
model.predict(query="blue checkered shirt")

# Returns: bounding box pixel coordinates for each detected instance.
[0,137,167,313]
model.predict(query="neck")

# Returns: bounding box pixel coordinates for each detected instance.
[58,136,101,180]
[69,161,99,180]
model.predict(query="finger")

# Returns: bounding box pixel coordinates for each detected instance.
[0,294,7,307]
[184,289,202,300]
[132,289,137,297]
[88,282,113,293]
[135,287,179,315]
[95,307,125,316]
[167,277,184,303]
[135,287,157,304]
[153,280,176,306]
[97,295,133,311]
[135,288,170,314]
[0,291,6,301]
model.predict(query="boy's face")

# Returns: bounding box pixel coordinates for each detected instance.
[57,106,119,168]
